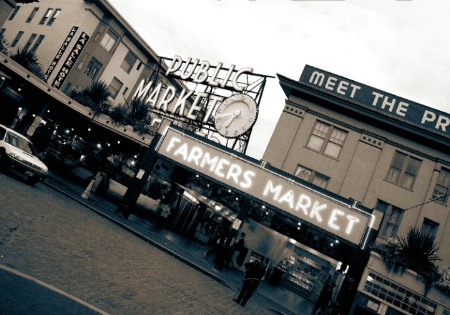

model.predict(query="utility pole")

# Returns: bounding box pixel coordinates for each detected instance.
[114,125,165,219]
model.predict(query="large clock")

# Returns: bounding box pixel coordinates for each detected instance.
[214,94,258,138]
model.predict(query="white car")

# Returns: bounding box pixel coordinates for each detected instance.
[0,124,48,185]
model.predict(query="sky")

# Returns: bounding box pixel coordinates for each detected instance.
[107,0,450,160]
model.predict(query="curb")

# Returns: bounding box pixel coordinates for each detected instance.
[0,264,110,315]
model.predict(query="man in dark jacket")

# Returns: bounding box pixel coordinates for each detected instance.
[234,259,266,306]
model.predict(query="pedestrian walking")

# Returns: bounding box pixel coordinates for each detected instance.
[234,259,266,307]
[312,279,336,315]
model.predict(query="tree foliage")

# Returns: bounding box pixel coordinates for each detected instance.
[0,34,9,56]
[10,48,44,79]
[71,81,112,117]
[372,227,441,289]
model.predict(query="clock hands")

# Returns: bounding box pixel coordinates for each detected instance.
[215,109,242,127]
[215,109,241,119]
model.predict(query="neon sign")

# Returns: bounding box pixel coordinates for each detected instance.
[158,128,371,245]
[133,56,258,133]
[165,55,254,92]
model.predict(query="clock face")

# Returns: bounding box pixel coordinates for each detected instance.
[214,94,258,138]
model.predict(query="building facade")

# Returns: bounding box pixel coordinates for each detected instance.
[263,65,450,314]
[0,0,170,105]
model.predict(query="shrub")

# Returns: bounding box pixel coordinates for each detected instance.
[372,227,441,289]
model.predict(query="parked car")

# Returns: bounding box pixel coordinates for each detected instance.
[0,124,48,184]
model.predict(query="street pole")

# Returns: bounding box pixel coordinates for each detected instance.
[114,132,162,219]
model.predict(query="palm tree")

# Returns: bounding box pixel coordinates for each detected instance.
[373,227,441,289]
[0,34,9,56]
[71,80,111,117]
[10,48,44,79]
[397,227,441,287]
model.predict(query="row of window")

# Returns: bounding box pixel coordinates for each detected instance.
[5,29,45,54]
[364,272,437,315]
[9,6,61,26]
[297,120,450,202]
[296,121,449,240]
[79,31,140,99]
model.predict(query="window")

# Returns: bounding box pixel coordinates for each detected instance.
[100,31,116,52]
[433,168,450,203]
[294,165,329,189]
[108,77,123,99]
[364,273,437,315]
[9,6,20,21]
[39,8,53,25]
[421,218,438,240]
[26,7,39,23]
[47,9,61,26]
[83,57,102,79]
[386,151,421,190]
[29,35,44,54]
[306,121,347,159]
[376,200,404,239]
[120,50,137,73]
[23,33,37,52]
[122,87,129,98]
[11,31,24,48]
[136,61,142,71]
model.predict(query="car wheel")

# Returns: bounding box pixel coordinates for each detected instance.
[27,175,40,185]
[0,149,8,170]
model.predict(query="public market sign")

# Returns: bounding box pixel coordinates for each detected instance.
[133,55,255,126]
[300,65,450,139]
[157,127,372,245]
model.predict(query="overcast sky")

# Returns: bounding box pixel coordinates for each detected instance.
[107,0,450,160]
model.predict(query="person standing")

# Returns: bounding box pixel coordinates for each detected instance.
[232,232,246,267]
[312,280,336,315]
[234,259,266,307]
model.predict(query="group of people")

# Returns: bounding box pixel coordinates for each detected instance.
[204,231,247,271]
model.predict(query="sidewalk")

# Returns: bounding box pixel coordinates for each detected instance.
[43,172,314,315]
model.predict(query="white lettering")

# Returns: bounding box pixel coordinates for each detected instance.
[133,80,153,100]
[240,171,255,189]
[295,194,311,216]
[278,190,295,209]
[325,77,337,90]
[232,67,253,92]
[397,101,409,117]
[158,86,176,111]
[421,110,436,124]
[336,81,349,95]
[187,92,208,120]
[310,202,327,222]
[165,55,183,76]
[346,216,360,234]
[214,158,230,178]
[436,115,450,132]
[328,209,345,230]
[173,143,189,160]
[349,84,361,98]
[309,71,325,86]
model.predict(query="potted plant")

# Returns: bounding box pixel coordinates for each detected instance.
[372,227,441,291]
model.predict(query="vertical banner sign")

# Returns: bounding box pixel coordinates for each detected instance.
[52,31,89,89]
[44,26,79,82]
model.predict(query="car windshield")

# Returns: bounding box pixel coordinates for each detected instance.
[5,132,35,155]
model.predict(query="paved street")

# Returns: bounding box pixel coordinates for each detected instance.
[0,172,281,314]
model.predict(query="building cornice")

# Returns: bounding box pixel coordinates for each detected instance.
[278,73,450,153]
